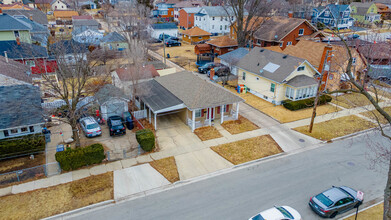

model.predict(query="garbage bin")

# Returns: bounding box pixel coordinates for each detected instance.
[167,53,170,58]
[123,112,134,130]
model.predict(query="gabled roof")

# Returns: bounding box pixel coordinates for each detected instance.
[72,15,93,20]
[206,36,237,48]
[182,26,211,37]
[182,7,202,14]
[236,48,307,84]
[15,17,48,33]
[286,75,317,87]
[101,32,126,43]
[0,55,32,84]
[218,48,249,65]
[174,1,205,8]
[151,23,177,30]
[253,17,317,42]
[95,84,128,105]
[200,6,235,17]
[73,19,99,27]
[0,41,48,60]
[34,0,52,4]
[327,4,350,19]
[0,13,31,31]
[0,3,34,10]
[115,64,159,81]
[155,71,243,110]
[0,84,44,130]
[50,39,89,54]
[53,10,79,18]
[4,9,48,25]
[351,2,373,16]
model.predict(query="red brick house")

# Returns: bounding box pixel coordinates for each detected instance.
[178,7,201,29]
[206,36,238,56]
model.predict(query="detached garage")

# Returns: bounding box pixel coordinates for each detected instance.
[95,84,129,120]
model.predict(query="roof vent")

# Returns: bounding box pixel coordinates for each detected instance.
[257,63,260,66]
[283,55,288,59]
[260,49,264,52]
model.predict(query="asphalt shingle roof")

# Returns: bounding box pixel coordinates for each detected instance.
[0,13,31,31]
[4,9,48,25]
[0,41,48,59]
[152,23,177,30]
[181,26,211,36]
[218,48,249,65]
[101,32,126,43]
[140,80,183,112]
[73,19,99,27]
[0,84,44,130]
[183,7,202,14]
[236,48,306,83]
[155,71,243,110]
[201,6,235,17]
[16,17,48,33]
[95,84,128,105]
[50,39,89,54]
[0,56,32,84]
[286,75,317,87]
[327,4,350,20]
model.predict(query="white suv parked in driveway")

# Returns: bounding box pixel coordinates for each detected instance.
[79,117,102,137]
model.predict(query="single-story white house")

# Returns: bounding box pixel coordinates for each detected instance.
[95,84,129,120]
[150,23,178,39]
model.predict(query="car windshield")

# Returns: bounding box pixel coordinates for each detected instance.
[111,120,122,126]
[316,193,333,207]
[275,206,294,219]
[113,125,123,130]
[86,124,98,129]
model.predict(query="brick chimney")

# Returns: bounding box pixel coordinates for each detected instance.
[318,45,333,73]
[288,11,293,18]
[209,68,215,80]
[16,37,21,45]
[318,45,333,91]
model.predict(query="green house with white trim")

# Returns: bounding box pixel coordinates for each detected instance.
[0,12,32,44]
[350,2,381,23]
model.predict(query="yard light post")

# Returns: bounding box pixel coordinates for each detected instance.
[163,32,166,68]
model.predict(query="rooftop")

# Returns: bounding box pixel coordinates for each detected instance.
[151,23,178,30]
[0,41,48,60]
[0,55,32,84]
[4,9,48,25]
[115,64,159,81]
[95,84,128,105]
[218,48,249,65]
[101,32,126,43]
[181,26,211,37]
[0,13,31,31]
[53,10,79,18]
[206,36,238,48]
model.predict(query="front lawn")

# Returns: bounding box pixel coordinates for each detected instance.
[0,153,45,174]
[221,115,259,134]
[155,43,198,72]
[344,203,383,220]
[149,157,179,183]
[211,135,282,165]
[0,172,113,219]
[331,93,383,109]
[293,115,376,141]
[194,126,223,141]
[360,106,391,125]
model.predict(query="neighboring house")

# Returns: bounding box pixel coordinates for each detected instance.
[0,40,57,74]
[53,10,79,25]
[150,23,178,39]
[350,2,381,23]
[15,16,50,47]
[357,42,391,79]
[4,9,48,26]
[95,84,129,120]
[218,47,249,75]
[51,0,69,11]
[0,11,32,43]
[311,4,353,29]
[235,48,320,105]
[77,0,96,9]
[0,55,32,86]
[34,0,51,12]
[72,18,99,33]
[153,1,175,21]
[0,2,34,10]
[193,6,236,35]
[173,1,204,21]
[50,39,88,64]
[100,32,128,51]
[72,15,93,20]
[375,3,391,20]
[206,35,238,56]
[247,17,320,50]
[0,84,44,140]
[139,71,244,131]
[181,26,211,44]
[268,40,366,92]
[111,64,160,96]
[72,28,103,45]
[178,7,201,29]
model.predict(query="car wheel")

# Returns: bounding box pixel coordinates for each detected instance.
[330,212,338,218]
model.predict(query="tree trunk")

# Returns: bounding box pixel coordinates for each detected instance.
[70,119,80,148]
[385,160,391,219]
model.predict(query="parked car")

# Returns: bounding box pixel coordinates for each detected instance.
[107,115,126,136]
[79,117,102,137]
[148,38,162,43]
[165,39,181,47]
[347,34,360,40]
[249,206,302,220]
[198,62,221,74]
[167,36,179,41]
[159,34,172,41]
[309,186,363,218]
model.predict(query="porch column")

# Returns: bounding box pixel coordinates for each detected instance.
[220,105,224,124]
[235,103,239,120]
[143,102,146,110]
[191,110,195,132]
[148,108,151,123]
[208,108,212,126]
[154,113,157,130]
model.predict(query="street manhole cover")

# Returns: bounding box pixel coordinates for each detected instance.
[347,162,355,166]
[299,139,305,142]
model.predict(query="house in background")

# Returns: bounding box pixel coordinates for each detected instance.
[194,6,237,35]
[181,26,211,44]
[235,48,320,105]
[4,9,49,27]
[178,7,201,29]
[0,55,32,86]
[72,28,103,45]
[0,2,34,10]
[15,16,50,47]
[95,84,129,120]
[72,18,100,33]
[50,39,88,64]
[173,1,204,21]
[375,3,391,20]
[0,11,32,43]
[51,0,69,11]
[350,2,381,24]
[150,23,178,39]
[153,1,175,22]
[34,0,51,12]
[206,35,238,56]
[0,84,44,140]
[218,48,249,75]
[77,0,96,9]
[100,32,128,51]
[311,4,353,29]
[139,71,243,131]
[53,10,79,25]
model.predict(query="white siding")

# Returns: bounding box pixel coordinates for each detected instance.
[150,28,178,39]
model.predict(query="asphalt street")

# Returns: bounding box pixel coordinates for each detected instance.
[69,130,389,220]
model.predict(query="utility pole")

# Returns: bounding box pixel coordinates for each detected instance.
[163,32,166,68]
[309,48,333,133]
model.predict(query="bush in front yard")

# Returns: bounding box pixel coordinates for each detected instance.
[55,143,105,171]
[0,134,45,159]
[136,129,155,152]
[283,95,332,111]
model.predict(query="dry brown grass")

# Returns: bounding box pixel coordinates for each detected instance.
[211,135,283,165]
[331,93,383,109]
[149,157,179,183]
[0,154,45,174]
[221,115,259,134]
[194,126,223,141]
[344,203,383,220]
[360,106,391,125]
[0,172,113,220]
[224,85,340,123]
[294,115,376,141]
[156,44,198,71]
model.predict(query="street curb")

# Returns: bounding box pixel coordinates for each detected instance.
[42,200,114,220]
[338,198,383,220]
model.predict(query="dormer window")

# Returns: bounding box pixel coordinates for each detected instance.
[297,66,305,71]
[324,11,329,17]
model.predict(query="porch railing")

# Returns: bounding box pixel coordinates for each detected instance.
[132,109,147,120]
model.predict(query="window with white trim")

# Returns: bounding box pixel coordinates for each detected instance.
[297,66,305,71]
[270,83,275,92]
[21,127,28,132]
[10,129,18,134]
[242,72,246,80]
[298,28,304,36]
[352,57,356,65]
[287,42,292,46]
[324,11,329,17]
[195,109,201,117]
[279,42,283,47]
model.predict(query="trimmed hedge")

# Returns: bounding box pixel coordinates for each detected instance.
[283,95,332,111]
[55,143,105,171]
[136,129,155,152]
[0,134,45,159]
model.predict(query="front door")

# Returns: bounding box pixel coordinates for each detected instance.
[207,108,215,119]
